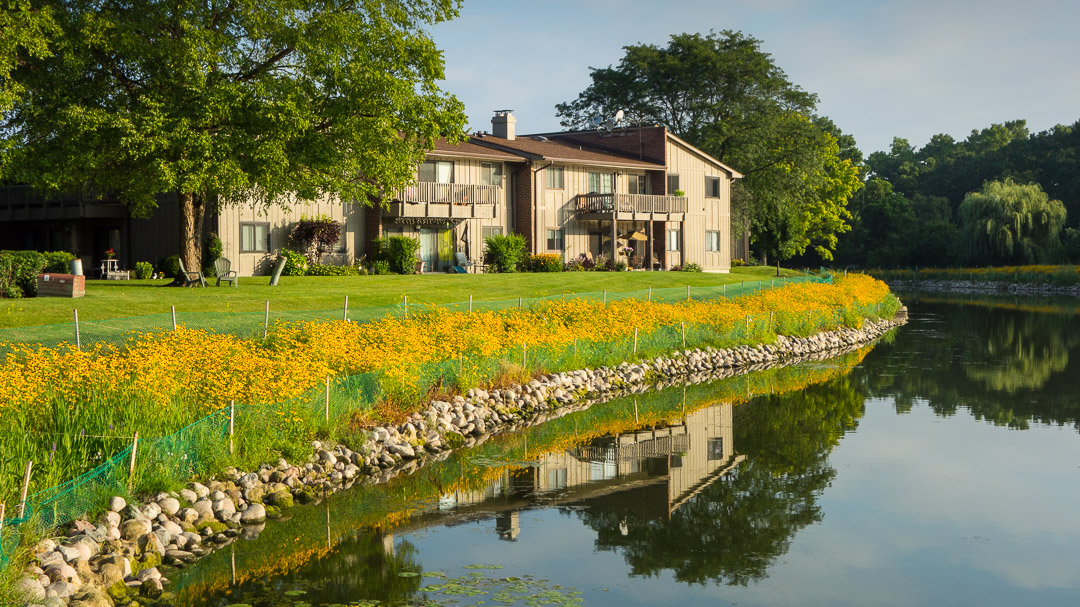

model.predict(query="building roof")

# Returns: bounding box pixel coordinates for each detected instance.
[428,138,526,161]
[468,134,666,170]
[665,132,743,179]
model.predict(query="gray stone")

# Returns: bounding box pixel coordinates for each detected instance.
[15,576,46,602]
[190,482,210,498]
[157,496,181,516]
[192,499,214,519]
[43,562,78,584]
[67,589,112,607]
[177,507,199,523]
[165,549,196,563]
[240,503,266,524]
[120,519,152,541]
[135,567,161,582]
[45,581,77,599]
[138,502,162,520]
[140,577,163,598]
[106,496,126,512]
[212,497,236,518]
[238,472,260,489]
[99,511,121,528]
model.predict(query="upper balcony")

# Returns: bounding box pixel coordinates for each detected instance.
[574,193,687,221]
[383,182,500,221]
[0,185,127,221]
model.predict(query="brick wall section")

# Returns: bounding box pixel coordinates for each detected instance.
[362,200,383,257]
[512,162,535,253]
[545,126,668,166]
[36,273,84,297]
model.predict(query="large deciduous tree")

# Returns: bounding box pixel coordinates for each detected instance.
[556,30,862,270]
[958,179,1066,265]
[1,0,467,271]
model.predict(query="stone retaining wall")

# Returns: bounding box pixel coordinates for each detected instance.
[886,279,1080,297]
[14,313,907,607]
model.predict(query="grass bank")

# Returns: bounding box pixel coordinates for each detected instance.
[868,264,1080,285]
[0,266,802,329]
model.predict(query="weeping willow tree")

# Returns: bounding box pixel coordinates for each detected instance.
[958,179,1066,264]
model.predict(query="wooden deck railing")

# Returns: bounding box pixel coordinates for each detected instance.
[575,193,687,214]
[394,182,500,205]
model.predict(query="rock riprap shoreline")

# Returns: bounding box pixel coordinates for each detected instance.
[14,314,907,607]
[885,278,1080,296]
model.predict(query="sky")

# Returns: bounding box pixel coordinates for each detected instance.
[432,0,1080,156]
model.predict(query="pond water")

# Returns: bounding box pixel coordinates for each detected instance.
[170,293,1080,607]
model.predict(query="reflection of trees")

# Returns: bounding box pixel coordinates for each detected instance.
[573,379,865,585]
[859,299,1080,431]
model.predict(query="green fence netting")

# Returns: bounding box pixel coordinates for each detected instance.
[0,274,836,568]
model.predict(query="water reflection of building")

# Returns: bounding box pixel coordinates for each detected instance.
[439,403,744,539]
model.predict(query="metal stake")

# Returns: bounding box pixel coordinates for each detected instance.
[73,309,80,349]
[325,375,331,421]
[343,296,348,321]
[263,300,269,339]
[229,400,235,454]
[128,432,139,485]
[171,305,177,331]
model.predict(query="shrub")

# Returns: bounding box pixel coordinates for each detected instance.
[306,264,361,276]
[370,259,391,275]
[382,236,421,274]
[0,250,47,297]
[290,215,341,264]
[159,255,181,280]
[205,232,223,265]
[42,251,75,273]
[614,260,628,272]
[134,261,154,279]
[680,263,703,272]
[485,234,527,273]
[527,253,563,272]
[563,256,585,272]
[280,249,308,276]
[581,255,596,271]
[731,258,746,267]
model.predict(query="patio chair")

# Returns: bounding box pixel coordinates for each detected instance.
[450,252,468,274]
[177,258,207,288]
[214,257,239,287]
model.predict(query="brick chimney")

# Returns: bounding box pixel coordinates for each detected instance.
[492,110,516,140]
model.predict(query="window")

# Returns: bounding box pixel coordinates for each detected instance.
[481,162,503,186]
[419,160,454,183]
[667,229,681,252]
[547,228,564,251]
[706,230,721,252]
[482,226,503,240]
[587,172,613,194]
[706,176,722,198]
[240,222,270,253]
[545,167,564,189]
[667,174,680,194]
[627,174,647,194]
[548,468,567,490]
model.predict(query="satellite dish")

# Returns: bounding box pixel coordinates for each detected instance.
[589,115,604,128]
[614,109,625,125]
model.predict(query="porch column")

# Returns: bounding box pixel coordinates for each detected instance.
[646,216,654,271]
[611,218,618,261]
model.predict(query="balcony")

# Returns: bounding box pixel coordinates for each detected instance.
[574,193,687,221]
[383,182,500,221]
[0,185,126,221]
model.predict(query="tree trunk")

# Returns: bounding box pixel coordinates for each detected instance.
[179,191,205,274]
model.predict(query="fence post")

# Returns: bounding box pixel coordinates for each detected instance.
[73,309,80,349]
[634,399,639,423]
[687,285,690,300]
[518,297,522,309]
[769,310,774,329]
[343,296,348,322]
[633,327,638,354]
[404,295,409,317]
[469,294,473,313]
[522,342,526,367]
[603,290,607,304]
[681,322,686,348]
[171,305,177,331]
[574,337,578,356]
[648,287,652,301]
[723,284,726,296]
[229,400,235,455]
[128,432,139,487]
[18,461,32,519]
[325,375,330,422]
[0,503,5,538]
[263,300,270,340]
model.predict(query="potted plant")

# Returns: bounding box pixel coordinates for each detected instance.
[104,247,116,259]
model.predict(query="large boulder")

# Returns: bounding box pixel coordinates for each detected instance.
[106,496,126,513]
[240,503,266,524]
[119,519,152,541]
[157,497,181,516]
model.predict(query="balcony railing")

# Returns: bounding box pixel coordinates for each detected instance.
[575,193,687,215]
[393,182,500,206]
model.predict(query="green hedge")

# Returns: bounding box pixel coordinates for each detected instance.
[0,250,75,298]
[306,264,362,276]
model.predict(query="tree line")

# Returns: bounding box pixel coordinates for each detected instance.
[824,121,1080,269]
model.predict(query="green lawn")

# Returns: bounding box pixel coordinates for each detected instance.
[1,266,804,329]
